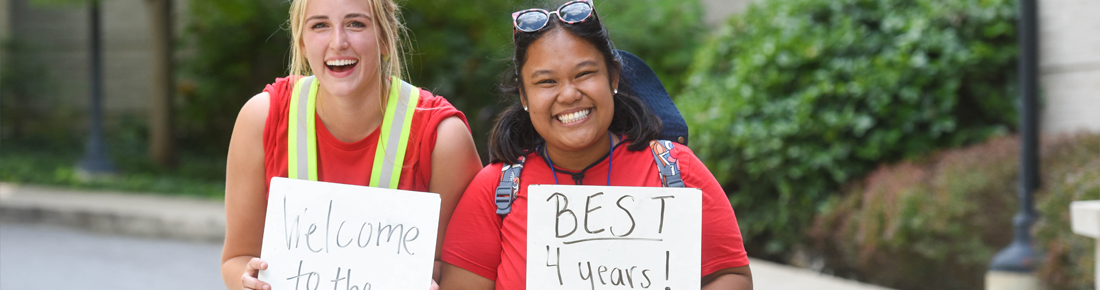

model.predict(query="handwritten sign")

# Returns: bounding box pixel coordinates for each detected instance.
[259,177,440,290]
[527,185,702,290]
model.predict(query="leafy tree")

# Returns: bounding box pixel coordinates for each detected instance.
[677,0,1018,257]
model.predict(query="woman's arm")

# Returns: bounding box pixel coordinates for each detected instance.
[702,266,753,290]
[221,93,272,290]
[429,116,483,281]
[440,262,495,290]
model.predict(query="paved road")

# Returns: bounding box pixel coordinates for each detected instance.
[0,222,225,290]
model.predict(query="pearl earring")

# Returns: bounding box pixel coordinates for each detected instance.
[524,106,528,112]
[613,89,618,94]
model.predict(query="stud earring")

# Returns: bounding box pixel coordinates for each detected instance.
[613,89,618,94]
[524,106,528,112]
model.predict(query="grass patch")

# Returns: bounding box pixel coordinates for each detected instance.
[0,136,226,200]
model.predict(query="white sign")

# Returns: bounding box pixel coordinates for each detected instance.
[259,177,440,290]
[527,184,702,290]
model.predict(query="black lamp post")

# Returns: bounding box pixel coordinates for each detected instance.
[989,0,1040,274]
[77,0,116,175]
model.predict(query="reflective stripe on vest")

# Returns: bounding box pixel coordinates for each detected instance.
[287,76,421,189]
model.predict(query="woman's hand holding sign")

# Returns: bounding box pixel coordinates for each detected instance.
[242,257,271,290]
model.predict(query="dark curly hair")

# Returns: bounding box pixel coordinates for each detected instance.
[488,8,662,164]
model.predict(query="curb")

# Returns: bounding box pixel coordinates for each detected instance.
[0,182,225,243]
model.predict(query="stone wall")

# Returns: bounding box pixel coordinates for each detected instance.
[1038,0,1100,135]
[2,0,187,114]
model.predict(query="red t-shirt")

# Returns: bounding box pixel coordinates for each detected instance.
[262,76,468,193]
[441,141,749,289]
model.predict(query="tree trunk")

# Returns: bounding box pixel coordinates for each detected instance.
[145,0,176,167]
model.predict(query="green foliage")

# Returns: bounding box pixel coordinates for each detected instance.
[810,136,1020,289]
[1,38,59,139]
[1035,135,1100,290]
[401,0,516,149]
[677,0,1019,255]
[0,125,227,199]
[600,0,704,94]
[177,0,291,153]
[809,133,1100,290]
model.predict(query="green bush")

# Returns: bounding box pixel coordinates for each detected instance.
[676,0,1018,256]
[0,131,227,199]
[1035,135,1099,290]
[809,133,1100,290]
[177,0,291,153]
[0,38,67,139]
[600,0,704,94]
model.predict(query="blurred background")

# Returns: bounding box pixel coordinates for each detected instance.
[1,0,1097,289]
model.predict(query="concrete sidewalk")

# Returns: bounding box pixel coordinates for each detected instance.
[0,182,893,290]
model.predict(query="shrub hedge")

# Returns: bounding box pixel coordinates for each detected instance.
[810,133,1099,290]
[177,0,292,153]
[676,0,1019,256]
[1035,134,1099,290]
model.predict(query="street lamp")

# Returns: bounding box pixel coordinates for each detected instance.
[986,0,1041,288]
[77,0,116,177]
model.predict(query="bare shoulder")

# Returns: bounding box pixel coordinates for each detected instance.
[436,116,471,135]
[226,91,272,163]
[432,116,478,162]
[236,91,271,129]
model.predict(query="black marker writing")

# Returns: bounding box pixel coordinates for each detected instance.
[584,192,605,234]
[325,200,332,253]
[306,223,322,253]
[611,195,636,237]
[549,193,578,238]
[357,223,373,248]
[286,260,321,290]
[336,221,352,248]
[546,246,563,285]
[284,196,301,249]
[651,196,674,234]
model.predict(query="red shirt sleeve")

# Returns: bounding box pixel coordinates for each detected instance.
[441,164,506,280]
[262,76,298,192]
[409,89,469,191]
[675,145,751,275]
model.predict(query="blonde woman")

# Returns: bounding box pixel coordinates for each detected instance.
[220,0,482,289]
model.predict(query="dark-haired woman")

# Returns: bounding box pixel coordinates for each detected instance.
[438,1,751,289]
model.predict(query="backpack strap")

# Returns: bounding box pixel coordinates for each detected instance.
[494,141,687,218]
[649,140,684,188]
[495,156,526,217]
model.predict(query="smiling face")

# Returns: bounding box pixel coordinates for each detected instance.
[520,28,618,159]
[301,0,383,98]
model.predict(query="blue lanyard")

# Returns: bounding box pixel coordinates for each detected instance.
[541,132,614,186]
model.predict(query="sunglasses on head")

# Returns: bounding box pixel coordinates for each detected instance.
[512,0,595,33]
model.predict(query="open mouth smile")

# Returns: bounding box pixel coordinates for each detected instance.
[555,108,591,124]
[325,59,358,73]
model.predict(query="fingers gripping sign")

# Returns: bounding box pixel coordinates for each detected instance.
[243,257,271,290]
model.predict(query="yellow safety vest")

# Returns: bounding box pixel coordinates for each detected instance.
[287,76,421,189]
